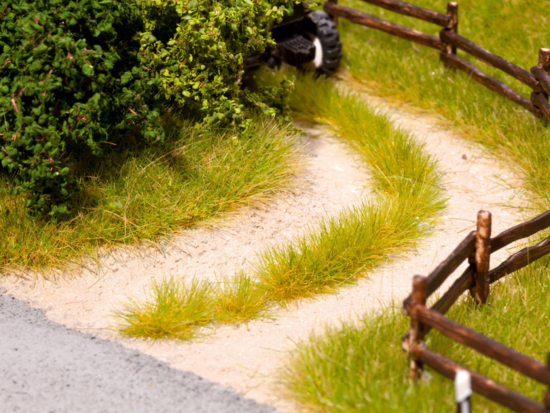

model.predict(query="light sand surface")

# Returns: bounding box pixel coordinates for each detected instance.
[1,89,526,412]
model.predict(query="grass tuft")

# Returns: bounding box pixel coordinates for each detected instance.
[0,118,302,276]
[115,277,215,340]
[213,273,270,323]
[252,71,446,303]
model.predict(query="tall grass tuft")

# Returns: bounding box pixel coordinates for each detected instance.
[213,273,270,323]
[253,72,446,303]
[0,118,302,276]
[115,277,215,340]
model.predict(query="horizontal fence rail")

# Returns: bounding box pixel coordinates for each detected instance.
[413,344,547,413]
[417,306,550,386]
[324,0,550,123]
[359,0,451,26]
[491,209,550,253]
[489,234,550,283]
[401,209,550,412]
[439,30,538,88]
[402,231,475,314]
[324,2,446,51]
[439,52,541,115]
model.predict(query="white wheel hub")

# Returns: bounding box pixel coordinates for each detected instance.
[312,37,323,68]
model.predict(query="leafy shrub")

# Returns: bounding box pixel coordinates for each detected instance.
[0,0,164,216]
[131,0,299,128]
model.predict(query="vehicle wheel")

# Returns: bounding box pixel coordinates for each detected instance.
[305,10,343,75]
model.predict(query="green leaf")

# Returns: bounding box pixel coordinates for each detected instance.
[121,71,133,85]
[82,64,94,76]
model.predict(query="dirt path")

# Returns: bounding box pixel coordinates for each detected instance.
[1,90,524,412]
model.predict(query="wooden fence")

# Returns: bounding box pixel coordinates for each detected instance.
[324,0,550,122]
[400,209,550,412]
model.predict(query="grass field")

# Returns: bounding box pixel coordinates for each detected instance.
[281,1,550,411]
[0,117,302,276]
[342,0,550,213]
[115,73,447,338]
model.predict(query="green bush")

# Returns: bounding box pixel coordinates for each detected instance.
[0,0,164,216]
[0,0,302,217]
[132,0,299,128]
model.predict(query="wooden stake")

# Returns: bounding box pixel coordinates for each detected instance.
[539,48,550,72]
[530,49,550,119]
[325,0,339,28]
[446,2,458,55]
[409,275,428,380]
[538,48,550,96]
[474,210,492,304]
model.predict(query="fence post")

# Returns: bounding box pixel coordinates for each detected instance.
[539,48,550,74]
[531,48,550,121]
[445,2,459,56]
[325,0,338,28]
[409,275,428,380]
[474,210,492,305]
[538,48,550,95]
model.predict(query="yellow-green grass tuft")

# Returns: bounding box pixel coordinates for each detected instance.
[116,273,270,339]
[213,273,270,323]
[115,277,215,340]
[115,72,447,338]
[0,118,302,277]
[253,72,446,303]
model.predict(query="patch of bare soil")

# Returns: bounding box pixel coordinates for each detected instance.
[1,91,525,412]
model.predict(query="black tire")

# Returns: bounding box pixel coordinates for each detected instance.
[305,11,343,75]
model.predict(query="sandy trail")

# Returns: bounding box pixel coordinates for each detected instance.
[1,90,525,412]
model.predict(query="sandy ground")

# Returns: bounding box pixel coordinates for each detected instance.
[1,90,526,412]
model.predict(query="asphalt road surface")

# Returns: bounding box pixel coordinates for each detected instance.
[0,293,278,413]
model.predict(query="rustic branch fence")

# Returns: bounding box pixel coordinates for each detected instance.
[400,209,550,412]
[324,0,550,122]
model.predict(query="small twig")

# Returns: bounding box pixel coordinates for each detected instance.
[10,98,18,112]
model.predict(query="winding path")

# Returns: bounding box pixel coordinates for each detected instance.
[1,89,524,412]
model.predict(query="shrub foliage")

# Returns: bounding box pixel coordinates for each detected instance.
[0,0,300,216]
[132,0,298,127]
[0,0,164,215]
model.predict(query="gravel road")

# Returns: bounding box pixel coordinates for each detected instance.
[0,293,278,413]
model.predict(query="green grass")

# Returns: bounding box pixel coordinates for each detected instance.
[282,256,550,413]
[115,277,215,340]
[251,72,445,303]
[116,273,271,340]
[0,117,302,276]
[340,0,550,212]
[280,1,550,411]
[116,73,446,338]
[213,272,271,323]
